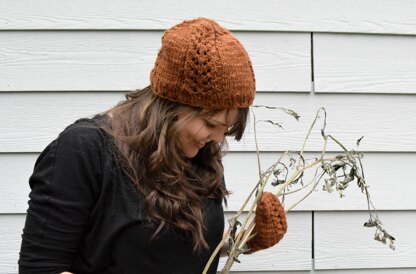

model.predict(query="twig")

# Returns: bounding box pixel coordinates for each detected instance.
[210,106,395,273]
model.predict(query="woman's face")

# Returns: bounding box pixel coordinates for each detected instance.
[177,109,239,158]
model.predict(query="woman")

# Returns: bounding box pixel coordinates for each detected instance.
[19,18,256,273]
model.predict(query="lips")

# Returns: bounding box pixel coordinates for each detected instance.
[194,141,205,149]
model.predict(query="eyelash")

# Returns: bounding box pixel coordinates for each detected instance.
[204,120,232,135]
[205,121,216,128]
[203,117,233,135]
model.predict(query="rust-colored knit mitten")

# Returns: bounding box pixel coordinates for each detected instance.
[246,192,288,253]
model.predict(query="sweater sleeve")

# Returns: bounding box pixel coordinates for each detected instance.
[19,124,104,274]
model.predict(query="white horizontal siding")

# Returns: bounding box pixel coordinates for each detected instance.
[230,270,416,273]
[3,152,415,213]
[0,0,416,35]
[235,270,416,274]
[0,31,310,92]
[314,269,416,274]
[314,34,416,94]
[231,272,309,274]
[0,154,34,214]
[1,92,415,153]
[314,211,416,269]
[0,212,311,273]
[231,272,308,274]
[0,214,24,274]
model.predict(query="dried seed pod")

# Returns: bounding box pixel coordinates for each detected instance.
[246,192,287,253]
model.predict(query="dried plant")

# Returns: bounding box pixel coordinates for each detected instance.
[202,106,395,274]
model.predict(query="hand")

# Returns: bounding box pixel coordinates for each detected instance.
[220,239,229,257]
[246,192,287,254]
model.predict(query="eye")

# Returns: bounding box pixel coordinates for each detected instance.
[204,120,216,128]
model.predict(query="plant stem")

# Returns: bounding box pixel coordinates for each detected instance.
[251,109,262,179]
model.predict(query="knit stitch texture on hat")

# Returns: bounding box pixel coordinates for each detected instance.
[150,17,256,109]
[246,192,288,253]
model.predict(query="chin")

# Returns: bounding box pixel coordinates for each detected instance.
[185,147,203,158]
[186,152,198,159]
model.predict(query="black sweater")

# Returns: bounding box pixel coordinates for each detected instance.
[19,115,224,274]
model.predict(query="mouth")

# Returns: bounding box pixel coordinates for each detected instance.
[194,141,205,149]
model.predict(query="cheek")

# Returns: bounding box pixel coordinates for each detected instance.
[185,122,206,140]
[178,131,190,146]
[193,127,212,141]
[177,128,202,158]
[179,125,199,145]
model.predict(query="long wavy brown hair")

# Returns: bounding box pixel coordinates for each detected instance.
[97,86,249,251]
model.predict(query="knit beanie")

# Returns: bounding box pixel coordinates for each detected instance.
[246,192,288,253]
[150,18,256,109]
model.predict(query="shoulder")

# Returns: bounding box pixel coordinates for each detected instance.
[29,115,111,191]
[57,115,108,149]
[34,115,110,169]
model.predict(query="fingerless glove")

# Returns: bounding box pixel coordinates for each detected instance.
[246,192,288,253]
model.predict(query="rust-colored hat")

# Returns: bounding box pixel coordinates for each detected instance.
[150,18,256,109]
[247,192,288,253]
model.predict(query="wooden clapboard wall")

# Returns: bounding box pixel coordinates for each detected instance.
[1,0,416,273]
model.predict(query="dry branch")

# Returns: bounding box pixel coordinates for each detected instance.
[203,106,395,274]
